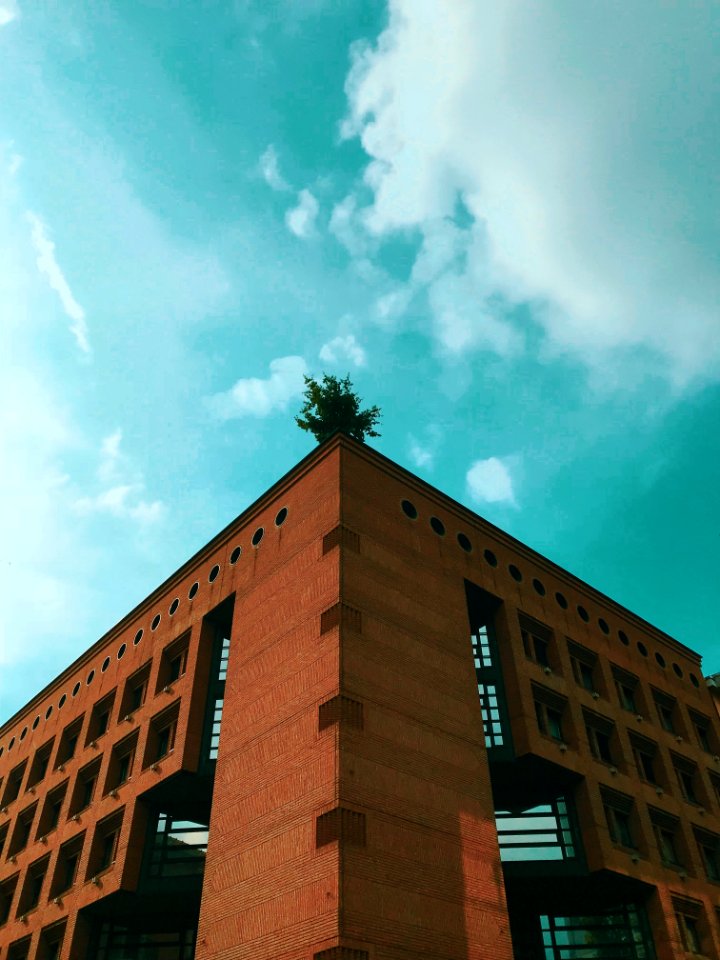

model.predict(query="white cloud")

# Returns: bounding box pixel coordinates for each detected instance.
[285,189,319,238]
[259,144,291,192]
[408,436,433,470]
[208,355,308,419]
[0,0,18,26]
[72,430,166,526]
[466,457,516,506]
[342,0,720,385]
[25,212,90,355]
[319,333,366,368]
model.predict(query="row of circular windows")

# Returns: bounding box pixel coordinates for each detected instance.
[0,507,290,759]
[400,498,701,690]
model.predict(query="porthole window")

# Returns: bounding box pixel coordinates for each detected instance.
[72,681,81,697]
[637,642,648,658]
[134,628,143,646]
[672,662,683,678]
[86,670,95,686]
[655,652,666,668]
[230,546,242,564]
[509,564,522,582]
[577,605,589,622]
[188,581,199,600]
[430,516,445,536]
[252,527,264,547]
[117,643,126,660]
[8,737,14,750]
[169,598,179,616]
[457,532,472,552]
[532,578,546,596]
[598,618,610,635]
[20,727,27,741]
[690,673,700,688]
[618,630,629,647]
[32,716,39,730]
[45,705,53,719]
[275,507,288,526]
[555,592,568,609]
[401,499,418,520]
[209,564,220,583]
[101,657,110,673]
[0,747,3,758]
[484,549,498,567]
[151,614,161,631]
[59,694,66,709]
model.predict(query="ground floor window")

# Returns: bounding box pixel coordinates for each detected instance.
[496,796,576,862]
[539,904,654,960]
[94,922,196,960]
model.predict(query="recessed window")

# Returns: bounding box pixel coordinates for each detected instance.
[133,629,143,645]
[533,688,566,742]
[532,578,546,596]
[58,695,66,709]
[577,605,589,622]
[598,618,610,635]
[50,833,84,897]
[86,691,116,745]
[655,652,666,668]
[520,615,553,669]
[569,641,598,694]
[630,733,660,785]
[430,516,445,535]
[457,532,472,552]
[509,564,522,582]
[86,810,123,880]
[674,902,705,955]
[584,711,615,765]
[55,717,83,769]
[401,499,418,519]
[169,598,179,616]
[637,642,648,658]
[673,662,683,678]
[230,546,242,564]
[17,852,49,915]
[618,630,629,646]
[601,788,636,849]
[275,506,288,526]
[120,662,150,718]
[68,757,101,816]
[252,527,264,546]
[695,829,720,882]
[156,633,190,692]
[86,670,95,686]
[1,760,27,806]
[45,705,53,719]
[483,549,497,567]
[36,780,67,838]
[555,592,568,609]
[208,564,220,583]
[613,666,640,714]
[653,690,677,733]
[151,614,161,631]
[104,733,138,793]
[143,702,179,767]
[101,657,110,673]
[690,712,713,753]
[650,809,682,867]
[27,739,54,790]
[188,581,199,600]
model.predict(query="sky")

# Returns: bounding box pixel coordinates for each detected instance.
[1,0,719,723]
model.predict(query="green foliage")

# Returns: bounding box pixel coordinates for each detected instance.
[295,374,381,444]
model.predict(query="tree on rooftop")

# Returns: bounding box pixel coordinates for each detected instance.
[295,374,381,444]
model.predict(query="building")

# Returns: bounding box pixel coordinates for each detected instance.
[1,434,720,960]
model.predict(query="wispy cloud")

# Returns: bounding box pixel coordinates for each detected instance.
[73,430,165,526]
[208,355,308,419]
[408,435,434,470]
[319,333,366,368]
[26,212,90,355]
[466,456,517,506]
[285,189,319,238]
[259,144,291,192]
[0,0,19,27]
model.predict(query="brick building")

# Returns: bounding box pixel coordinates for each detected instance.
[1,434,720,960]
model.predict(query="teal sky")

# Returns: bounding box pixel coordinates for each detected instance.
[1,1,719,722]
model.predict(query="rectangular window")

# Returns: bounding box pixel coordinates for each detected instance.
[472,623,493,669]
[673,899,705,955]
[467,583,509,753]
[50,833,85,896]
[1,761,27,807]
[217,633,231,681]
[520,615,553,669]
[156,633,190,693]
[495,796,576,862]
[612,665,640,714]
[147,813,209,878]
[689,711,714,754]
[695,829,720,882]
[95,922,197,960]
[55,717,83,769]
[86,691,116,746]
[533,685,567,743]
[7,937,31,960]
[16,854,49,916]
[0,874,19,926]
[37,921,67,960]
[584,710,615,765]
[539,905,655,960]
[672,755,701,805]
[68,758,101,816]
[208,698,224,760]
[569,641,598,694]
[8,803,38,858]
[629,733,660,786]
[86,810,123,880]
[653,689,678,734]
[477,683,504,748]
[0,822,7,859]
[105,732,139,792]
[119,662,151,720]
[649,808,682,867]
[36,782,68,839]
[143,702,180,768]
[601,788,637,849]
[27,739,55,790]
